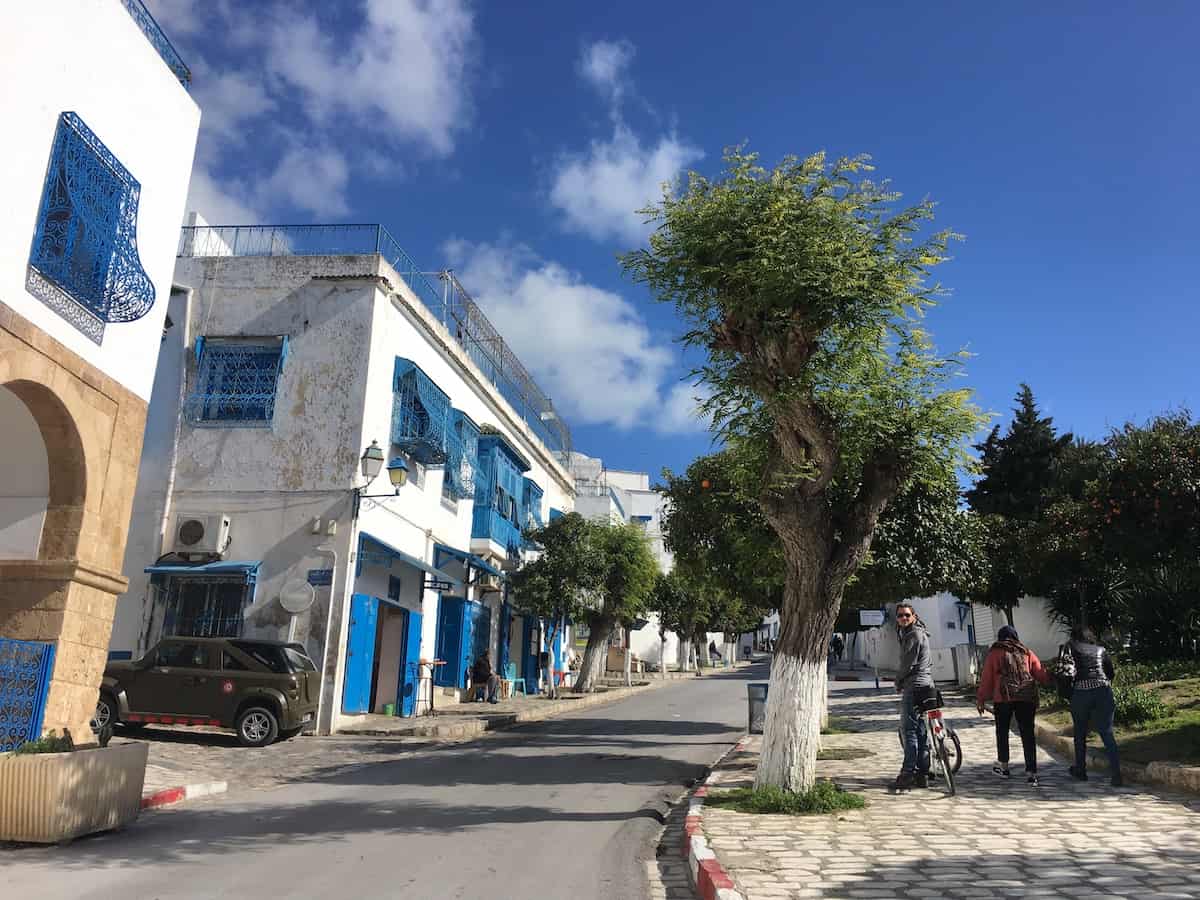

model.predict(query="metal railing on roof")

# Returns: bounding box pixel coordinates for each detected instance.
[177,223,572,461]
[120,0,191,86]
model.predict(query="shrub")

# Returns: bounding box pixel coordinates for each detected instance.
[1114,658,1200,686]
[705,781,866,815]
[1113,685,1169,725]
[12,730,75,755]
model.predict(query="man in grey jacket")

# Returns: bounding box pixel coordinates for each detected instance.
[894,602,934,789]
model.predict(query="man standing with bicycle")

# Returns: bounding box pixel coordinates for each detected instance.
[893,602,934,790]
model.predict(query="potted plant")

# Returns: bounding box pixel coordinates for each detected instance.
[0,729,148,843]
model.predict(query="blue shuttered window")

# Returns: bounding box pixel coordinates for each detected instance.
[187,339,285,425]
[392,359,451,465]
[442,409,481,502]
[26,112,155,344]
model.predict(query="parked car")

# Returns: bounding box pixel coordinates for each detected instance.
[94,637,319,747]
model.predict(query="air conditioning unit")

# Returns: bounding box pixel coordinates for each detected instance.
[476,572,503,592]
[169,513,231,559]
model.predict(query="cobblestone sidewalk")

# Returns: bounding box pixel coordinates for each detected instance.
[682,681,1200,899]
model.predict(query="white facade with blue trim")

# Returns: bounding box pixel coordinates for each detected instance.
[0,0,200,746]
[109,221,576,734]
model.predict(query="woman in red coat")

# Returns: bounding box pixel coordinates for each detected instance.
[975,626,1053,785]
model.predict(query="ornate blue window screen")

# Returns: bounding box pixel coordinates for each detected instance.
[392,358,451,465]
[443,409,481,501]
[154,574,255,638]
[186,338,286,424]
[27,112,155,344]
[472,432,531,560]
[0,638,57,752]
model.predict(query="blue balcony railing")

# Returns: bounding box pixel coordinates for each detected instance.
[472,506,522,557]
[120,0,191,86]
[177,223,572,459]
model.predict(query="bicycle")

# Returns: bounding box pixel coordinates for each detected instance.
[897,688,963,795]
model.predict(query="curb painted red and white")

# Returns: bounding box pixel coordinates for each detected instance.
[141,781,228,810]
[681,736,750,900]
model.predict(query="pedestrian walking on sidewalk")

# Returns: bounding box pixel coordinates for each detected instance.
[893,603,933,790]
[1064,626,1123,786]
[975,625,1053,785]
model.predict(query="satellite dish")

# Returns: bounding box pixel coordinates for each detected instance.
[280,580,315,614]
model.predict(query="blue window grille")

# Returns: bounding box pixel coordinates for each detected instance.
[392,358,451,465]
[442,409,481,502]
[522,477,545,532]
[0,638,57,752]
[26,112,155,344]
[186,338,286,425]
[472,437,526,557]
[153,572,256,638]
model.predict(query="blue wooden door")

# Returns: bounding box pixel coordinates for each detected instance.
[399,609,423,717]
[342,594,379,714]
[522,616,539,693]
[434,597,464,687]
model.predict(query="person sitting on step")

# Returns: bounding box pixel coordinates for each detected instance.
[471,650,500,704]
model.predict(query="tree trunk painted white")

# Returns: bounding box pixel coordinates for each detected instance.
[660,634,668,679]
[624,638,632,687]
[754,652,825,792]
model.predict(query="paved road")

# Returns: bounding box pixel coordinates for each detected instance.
[2,664,763,900]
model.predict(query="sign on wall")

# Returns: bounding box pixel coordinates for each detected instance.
[306,568,333,587]
[859,609,886,627]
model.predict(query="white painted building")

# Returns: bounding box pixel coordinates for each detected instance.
[0,1,200,743]
[109,223,576,734]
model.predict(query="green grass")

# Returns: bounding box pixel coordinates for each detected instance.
[1040,677,1200,766]
[821,716,857,735]
[816,747,873,760]
[706,781,866,815]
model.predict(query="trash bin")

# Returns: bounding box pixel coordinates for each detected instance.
[747,682,769,734]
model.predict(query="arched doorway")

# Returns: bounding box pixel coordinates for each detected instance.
[0,379,86,561]
[0,385,49,558]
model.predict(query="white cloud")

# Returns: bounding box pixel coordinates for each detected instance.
[444,238,706,434]
[655,381,713,435]
[141,0,204,36]
[264,0,476,156]
[185,167,260,225]
[550,125,702,245]
[550,38,702,245]
[257,146,352,218]
[578,39,635,105]
[192,69,276,146]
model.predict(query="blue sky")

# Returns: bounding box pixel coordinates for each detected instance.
[149,0,1200,482]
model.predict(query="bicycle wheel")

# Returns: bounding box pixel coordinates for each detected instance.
[948,728,963,774]
[935,734,957,796]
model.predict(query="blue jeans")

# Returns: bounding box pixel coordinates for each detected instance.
[1071,686,1120,773]
[900,689,930,774]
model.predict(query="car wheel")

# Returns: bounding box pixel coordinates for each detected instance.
[93,693,118,730]
[236,706,279,747]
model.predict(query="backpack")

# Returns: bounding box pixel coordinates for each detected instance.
[1053,642,1076,700]
[998,643,1037,703]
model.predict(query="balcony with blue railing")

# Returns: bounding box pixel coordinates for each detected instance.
[177,223,572,461]
[120,0,191,86]
[471,505,522,560]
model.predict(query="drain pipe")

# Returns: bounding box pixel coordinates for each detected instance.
[313,542,339,735]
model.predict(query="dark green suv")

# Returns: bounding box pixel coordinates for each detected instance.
[95,637,320,747]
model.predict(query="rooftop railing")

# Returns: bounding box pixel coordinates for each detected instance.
[177,224,572,461]
[120,0,191,86]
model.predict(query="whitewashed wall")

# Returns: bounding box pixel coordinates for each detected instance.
[0,2,199,400]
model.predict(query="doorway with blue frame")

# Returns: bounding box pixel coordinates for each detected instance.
[342,591,425,717]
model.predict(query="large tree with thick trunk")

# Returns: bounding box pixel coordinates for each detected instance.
[624,149,982,791]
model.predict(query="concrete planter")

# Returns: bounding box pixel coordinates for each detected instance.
[0,741,147,843]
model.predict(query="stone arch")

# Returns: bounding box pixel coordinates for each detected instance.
[0,378,87,560]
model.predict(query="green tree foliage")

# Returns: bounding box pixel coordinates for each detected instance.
[624,147,982,791]
[509,513,605,694]
[648,570,708,675]
[966,384,1071,623]
[574,523,659,692]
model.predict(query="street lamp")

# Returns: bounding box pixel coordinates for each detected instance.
[354,442,408,517]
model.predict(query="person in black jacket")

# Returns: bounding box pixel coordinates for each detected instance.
[472,651,500,704]
[1066,626,1122,786]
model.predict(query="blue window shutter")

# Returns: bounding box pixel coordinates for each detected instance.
[549,508,564,521]
[279,335,290,370]
[194,335,206,364]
